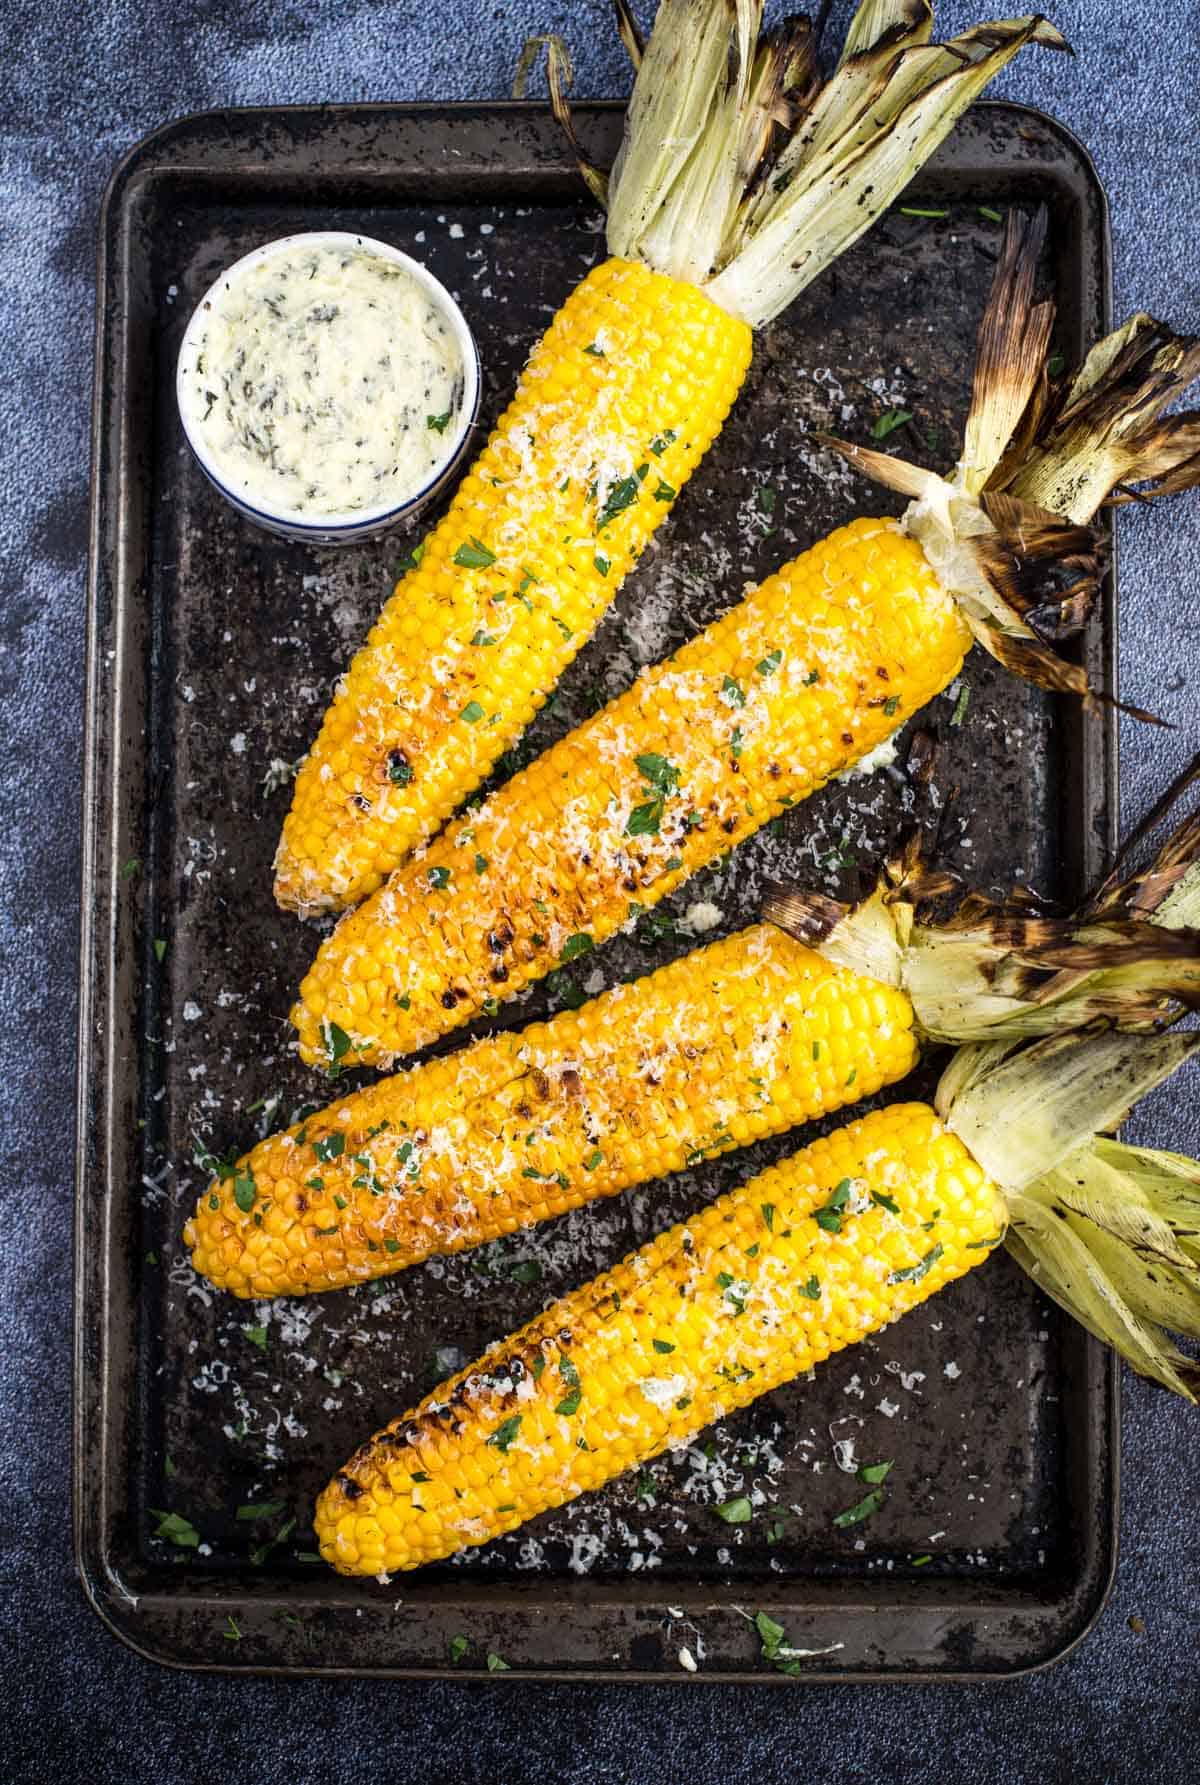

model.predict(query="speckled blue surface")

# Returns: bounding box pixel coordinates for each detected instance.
[3,3,1198,1779]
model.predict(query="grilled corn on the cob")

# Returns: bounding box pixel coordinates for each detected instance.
[315,1025,1200,1574]
[274,1,1064,914]
[189,924,915,1296]
[293,518,958,1065]
[188,787,1200,1298]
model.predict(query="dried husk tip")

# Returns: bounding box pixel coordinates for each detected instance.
[764,760,1200,1043]
[819,207,1200,713]
[516,1,1066,326]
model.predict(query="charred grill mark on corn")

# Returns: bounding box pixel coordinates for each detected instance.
[314,1102,1000,1575]
[291,518,968,1065]
[186,924,916,1297]
[274,260,751,914]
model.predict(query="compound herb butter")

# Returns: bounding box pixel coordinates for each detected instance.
[179,237,468,519]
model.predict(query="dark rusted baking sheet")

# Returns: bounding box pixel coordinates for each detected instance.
[77,100,1117,1679]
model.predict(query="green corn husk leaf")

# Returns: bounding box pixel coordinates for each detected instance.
[935,1028,1198,1193]
[1005,1186,1200,1401]
[706,15,1067,325]
[1090,1137,1200,1264]
[606,0,759,288]
[837,0,935,67]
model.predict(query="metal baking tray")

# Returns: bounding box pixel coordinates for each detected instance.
[77,100,1116,1679]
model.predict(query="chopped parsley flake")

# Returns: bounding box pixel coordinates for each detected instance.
[453,538,497,570]
[560,932,594,963]
[871,408,913,441]
[244,1324,268,1351]
[151,1509,200,1549]
[756,649,782,677]
[833,1486,886,1527]
[887,1243,944,1286]
[236,1500,286,1521]
[488,1415,522,1453]
[426,410,452,432]
[715,1496,753,1525]
[460,700,485,724]
[596,471,644,530]
[313,1132,345,1163]
[427,865,451,890]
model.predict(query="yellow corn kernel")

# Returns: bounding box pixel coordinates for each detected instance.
[274,257,752,915]
[185,923,916,1297]
[292,516,969,1067]
[313,1101,1005,1575]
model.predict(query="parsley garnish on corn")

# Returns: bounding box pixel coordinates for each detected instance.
[186,793,1200,1299]
[272,0,1065,916]
[288,211,1200,1069]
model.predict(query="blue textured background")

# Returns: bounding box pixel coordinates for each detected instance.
[3,3,1198,1779]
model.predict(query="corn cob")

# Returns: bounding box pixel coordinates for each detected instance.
[291,212,1200,1064]
[274,1,1064,914]
[189,783,1200,1297]
[316,1026,1200,1575]
[293,518,963,1065]
[187,924,916,1297]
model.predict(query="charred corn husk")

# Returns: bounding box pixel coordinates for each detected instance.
[316,1026,1200,1575]
[188,925,916,1297]
[274,1,1064,914]
[291,211,1200,1061]
[191,779,1200,1298]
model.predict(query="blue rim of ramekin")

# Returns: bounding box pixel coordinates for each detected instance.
[176,230,481,541]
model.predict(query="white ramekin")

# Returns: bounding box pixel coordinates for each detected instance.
[176,230,480,545]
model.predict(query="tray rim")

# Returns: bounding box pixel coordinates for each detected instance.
[75,94,1119,1683]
